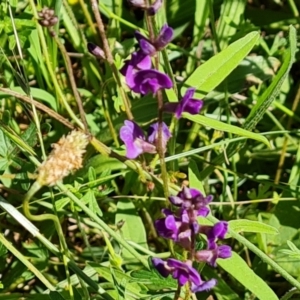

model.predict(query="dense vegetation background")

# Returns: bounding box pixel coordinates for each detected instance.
[0,0,300,299]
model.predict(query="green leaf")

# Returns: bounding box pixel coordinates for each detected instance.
[218,252,278,300]
[198,25,297,180]
[188,160,205,193]
[115,199,148,261]
[182,31,260,98]
[183,114,270,147]
[228,219,278,235]
[243,25,297,131]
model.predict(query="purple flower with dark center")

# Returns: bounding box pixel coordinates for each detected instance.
[195,245,232,267]
[120,120,156,159]
[135,24,173,56]
[148,122,172,152]
[128,69,173,95]
[164,87,203,119]
[152,257,217,292]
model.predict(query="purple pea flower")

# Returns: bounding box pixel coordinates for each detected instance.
[120,121,171,159]
[128,69,173,95]
[148,122,172,151]
[164,87,203,119]
[135,24,173,56]
[120,51,151,77]
[120,120,156,159]
[199,221,228,249]
[155,209,192,249]
[169,186,213,225]
[195,245,232,267]
[152,257,217,292]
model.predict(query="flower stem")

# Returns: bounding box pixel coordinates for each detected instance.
[52,31,89,133]
[90,0,133,120]
[145,9,170,200]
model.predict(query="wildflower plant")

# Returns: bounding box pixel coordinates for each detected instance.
[0,0,299,299]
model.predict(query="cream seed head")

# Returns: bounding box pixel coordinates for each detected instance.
[37,130,89,186]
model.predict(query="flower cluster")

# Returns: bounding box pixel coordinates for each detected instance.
[152,187,232,294]
[120,24,174,95]
[117,3,231,296]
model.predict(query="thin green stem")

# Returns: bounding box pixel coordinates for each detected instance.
[53,34,89,132]
[90,0,133,120]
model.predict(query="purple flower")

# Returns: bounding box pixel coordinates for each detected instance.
[152,258,217,292]
[120,51,151,77]
[87,42,106,59]
[199,221,228,249]
[148,122,172,152]
[169,187,213,224]
[164,87,203,119]
[195,245,232,267]
[135,24,173,56]
[155,209,192,249]
[128,69,173,95]
[120,120,156,159]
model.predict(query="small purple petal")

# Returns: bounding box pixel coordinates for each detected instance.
[152,257,171,277]
[167,259,201,287]
[87,42,106,59]
[218,245,232,259]
[168,196,183,206]
[164,87,203,119]
[147,122,172,152]
[206,222,228,242]
[183,99,203,115]
[130,69,173,95]
[155,24,173,50]
[195,245,232,267]
[155,215,179,241]
[191,278,217,293]
[135,31,156,56]
[147,0,162,15]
